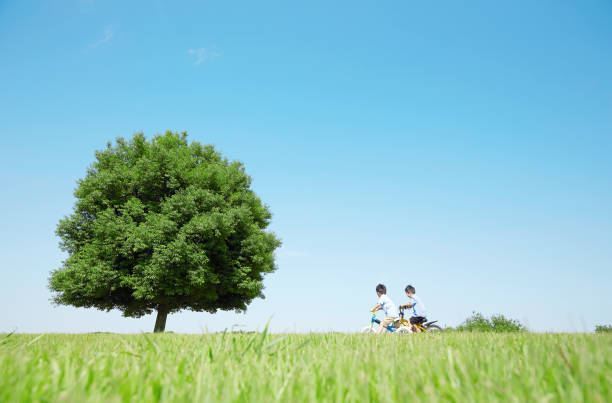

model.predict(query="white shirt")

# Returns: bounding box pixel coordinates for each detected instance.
[378,294,399,318]
[407,295,426,317]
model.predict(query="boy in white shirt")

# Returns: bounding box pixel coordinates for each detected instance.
[400,285,427,332]
[370,284,399,334]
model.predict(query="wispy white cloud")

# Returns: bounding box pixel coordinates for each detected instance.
[91,25,114,48]
[187,47,219,65]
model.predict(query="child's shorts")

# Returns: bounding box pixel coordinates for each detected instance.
[380,317,398,328]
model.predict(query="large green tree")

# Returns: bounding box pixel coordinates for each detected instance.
[49,132,281,332]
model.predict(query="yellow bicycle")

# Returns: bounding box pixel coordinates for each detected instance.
[399,307,443,333]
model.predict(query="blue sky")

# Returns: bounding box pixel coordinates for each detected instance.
[1,0,611,333]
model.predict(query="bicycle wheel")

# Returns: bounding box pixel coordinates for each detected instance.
[361,326,375,334]
[396,327,411,334]
[426,324,443,332]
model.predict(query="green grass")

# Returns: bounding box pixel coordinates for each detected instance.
[0,332,610,402]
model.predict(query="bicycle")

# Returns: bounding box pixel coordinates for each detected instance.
[399,306,443,333]
[360,311,412,334]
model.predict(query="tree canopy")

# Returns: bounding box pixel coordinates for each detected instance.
[49,132,281,332]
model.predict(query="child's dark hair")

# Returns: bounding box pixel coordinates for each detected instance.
[405,285,416,294]
[376,284,386,294]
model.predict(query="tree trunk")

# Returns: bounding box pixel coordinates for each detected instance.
[153,305,169,333]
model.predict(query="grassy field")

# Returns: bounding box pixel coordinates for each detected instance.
[0,331,610,402]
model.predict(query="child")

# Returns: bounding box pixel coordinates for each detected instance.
[370,284,399,334]
[400,285,427,332]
